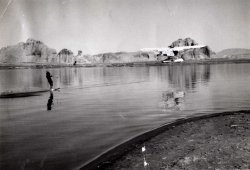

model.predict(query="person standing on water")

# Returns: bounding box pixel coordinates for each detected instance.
[46,71,53,90]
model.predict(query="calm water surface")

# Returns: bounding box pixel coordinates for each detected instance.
[1,63,250,170]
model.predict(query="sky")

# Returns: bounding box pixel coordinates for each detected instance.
[0,0,249,54]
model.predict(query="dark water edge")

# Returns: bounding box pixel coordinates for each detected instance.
[81,110,250,170]
[1,58,250,70]
[0,90,49,98]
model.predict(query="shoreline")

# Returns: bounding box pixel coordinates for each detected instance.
[81,110,250,170]
[1,58,250,69]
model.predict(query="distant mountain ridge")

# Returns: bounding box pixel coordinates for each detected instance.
[215,48,250,59]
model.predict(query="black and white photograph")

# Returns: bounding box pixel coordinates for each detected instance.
[0,0,250,169]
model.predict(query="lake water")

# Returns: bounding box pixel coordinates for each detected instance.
[1,63,250,170]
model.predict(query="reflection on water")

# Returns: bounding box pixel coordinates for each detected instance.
[1,63,250,170]
[0,67,150,92]
[160,90,185,111]
[47,92,53,111]
[165,64,211,90]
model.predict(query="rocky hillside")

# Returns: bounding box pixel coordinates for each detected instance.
[169,37,198,48]
[0,37,216,65]
[214,48,250,59]
[57,49,75,64]
[0,39,157,65]
[169,38,215,60]
[73,51,157,65]
[180,46,215,60]
[81,51,156,64]
[0,39,57,64]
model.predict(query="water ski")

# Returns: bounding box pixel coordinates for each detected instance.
[50,88,60,92]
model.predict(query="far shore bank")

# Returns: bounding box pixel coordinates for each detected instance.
[1,58,250,70]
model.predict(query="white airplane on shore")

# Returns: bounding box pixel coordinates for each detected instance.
[141,45,206,56]
[141,45,206,63]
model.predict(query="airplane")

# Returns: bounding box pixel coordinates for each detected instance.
[141,45,206,63]
[141,45,206,56]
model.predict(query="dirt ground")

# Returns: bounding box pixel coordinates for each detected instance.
[99,112,250,170]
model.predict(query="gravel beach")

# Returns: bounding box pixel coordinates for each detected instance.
[92,112,250,170]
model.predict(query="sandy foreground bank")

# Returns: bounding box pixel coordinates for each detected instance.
[86,112,250,170]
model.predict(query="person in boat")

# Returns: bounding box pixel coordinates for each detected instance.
[46,71,53,90]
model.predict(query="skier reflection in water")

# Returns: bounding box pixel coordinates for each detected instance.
[47,91,53,111]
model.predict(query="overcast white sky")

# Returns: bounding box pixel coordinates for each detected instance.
[0,0,249,54]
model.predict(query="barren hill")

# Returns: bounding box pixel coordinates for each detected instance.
[215,48,250,59]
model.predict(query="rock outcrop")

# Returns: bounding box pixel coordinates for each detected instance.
[92,51,156,64]
[169,38,215,60]
[57,49,74,64]
[180,46,214,60]
[74,51,156,64]
[0,39,57,64]
[169,38,198,48]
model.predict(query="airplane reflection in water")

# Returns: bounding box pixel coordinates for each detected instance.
[159,90,185,111]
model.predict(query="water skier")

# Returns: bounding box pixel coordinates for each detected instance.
[46,71,53,90]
